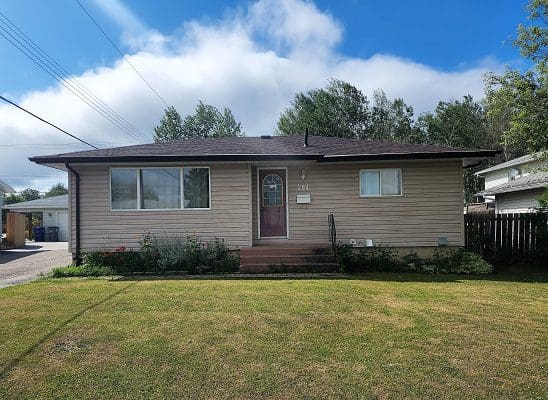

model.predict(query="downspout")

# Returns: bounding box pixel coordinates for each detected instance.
[65,163,81,265]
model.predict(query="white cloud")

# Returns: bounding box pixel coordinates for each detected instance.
[0,0,505,191]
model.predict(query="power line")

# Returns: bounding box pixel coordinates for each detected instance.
[0,141,132,148]
[0,95,98,149]
[0,14,149,143]
[74,0,170,108]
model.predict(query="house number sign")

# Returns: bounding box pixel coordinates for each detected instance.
[297,183,309,191]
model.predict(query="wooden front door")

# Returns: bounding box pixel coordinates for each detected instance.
[259,169,287,238]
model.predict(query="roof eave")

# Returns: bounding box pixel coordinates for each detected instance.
[29,154,323,165]
[319,150,500,163]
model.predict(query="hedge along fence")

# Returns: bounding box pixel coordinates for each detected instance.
[464,212,548,266]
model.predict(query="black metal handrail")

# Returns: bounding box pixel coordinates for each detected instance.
[328,213,337,257]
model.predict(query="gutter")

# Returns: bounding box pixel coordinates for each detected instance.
[64,163,81,265]
[29,150,501,165]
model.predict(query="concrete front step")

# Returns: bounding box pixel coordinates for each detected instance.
[239,262,340,274]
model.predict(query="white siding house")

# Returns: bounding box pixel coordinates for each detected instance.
[476,154,547,213]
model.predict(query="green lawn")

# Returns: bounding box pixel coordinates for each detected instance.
[0,274,546,399]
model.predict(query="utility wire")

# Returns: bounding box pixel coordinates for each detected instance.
[0,94,98,149]
[0,25,147,144]
[74,0,170,108]
[0,13,150,143]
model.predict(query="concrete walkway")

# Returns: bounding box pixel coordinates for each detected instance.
[0,242,71,288]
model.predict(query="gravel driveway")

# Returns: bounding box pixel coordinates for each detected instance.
[0,242,71,288]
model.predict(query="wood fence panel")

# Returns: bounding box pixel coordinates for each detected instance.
[464,212,547,267]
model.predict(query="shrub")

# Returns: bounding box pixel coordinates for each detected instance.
[72,233,240,275]
[51,264,115,278]
[82,246,143,273]
[338,245,400,272]
[199,238,240,273]
[338,245,494,275]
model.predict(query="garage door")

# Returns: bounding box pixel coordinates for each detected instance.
[57,211,69,242]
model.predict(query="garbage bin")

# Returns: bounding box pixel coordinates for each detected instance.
[47,226,59,242]
[33,226,45,242]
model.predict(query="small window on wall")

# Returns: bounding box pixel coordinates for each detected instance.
[183,167,210,209]
[111,169,138,209]
[360,169,402,197]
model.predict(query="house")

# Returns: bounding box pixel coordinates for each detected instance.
[2,194,69,241]
[29,135,497,267]
[0,179,15,240]
[475,153,548,213]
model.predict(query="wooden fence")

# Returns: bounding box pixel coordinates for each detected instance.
[464,212,547,266]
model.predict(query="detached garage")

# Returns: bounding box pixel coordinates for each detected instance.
[2,194,69,241]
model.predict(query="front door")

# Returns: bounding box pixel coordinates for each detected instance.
[259,169,287,238]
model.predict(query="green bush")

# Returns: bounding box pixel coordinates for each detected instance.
[66,233,240,276]
[51,264,115,278]
[82,246,143,273]
[338,245,494,275]
[338,245,400,272]
[199,238,240,273]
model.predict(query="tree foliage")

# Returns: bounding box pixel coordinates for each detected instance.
[514,0,547,74]
[277,80,418,141]
[416,96,501,202]
[153,106,184,142]
[484,0,547,158]
[5,188,41,205]
[45,183,68,198]
[154,102,244,142]
[277,79,370,138]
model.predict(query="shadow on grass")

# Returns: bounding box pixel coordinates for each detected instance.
[0,281,138,380]
[112,271,548,284]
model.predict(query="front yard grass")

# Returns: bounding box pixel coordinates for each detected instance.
[0,273,546,399]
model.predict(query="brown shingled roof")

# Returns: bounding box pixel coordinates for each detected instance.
[29,135,498,164]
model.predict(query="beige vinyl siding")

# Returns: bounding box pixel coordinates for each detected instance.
[252,160,464,247]
[496,189,544,214]
[69,163,251,253]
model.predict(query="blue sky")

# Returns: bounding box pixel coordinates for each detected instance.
[0,0,531,190]
[1,0,527,95]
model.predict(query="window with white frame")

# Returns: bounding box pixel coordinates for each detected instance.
[359,169,402,197]
[110,167,210,210]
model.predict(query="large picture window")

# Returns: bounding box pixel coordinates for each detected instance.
[359,169,402,197]
[140,168,180,209]
[110,167,210,210]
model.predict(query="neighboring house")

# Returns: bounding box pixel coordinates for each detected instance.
[0,179,15,239]
[2,194,69,241]
[29,135,497,264]
[475,153,548,213]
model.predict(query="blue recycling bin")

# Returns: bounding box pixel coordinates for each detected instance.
[33,227,45,242]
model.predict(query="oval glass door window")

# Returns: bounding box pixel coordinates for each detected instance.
[262,174,283,206]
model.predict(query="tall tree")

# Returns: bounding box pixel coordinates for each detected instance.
[5,188,41,205]
[154,102,244,142]
[45,183,68,198]
[484,0,547,158]
[367,90,416,142]
[181,102,243,138]
[277,79,371,138]
[417,95,500,202]
[153,106,184,142]
[419,95,493,149]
